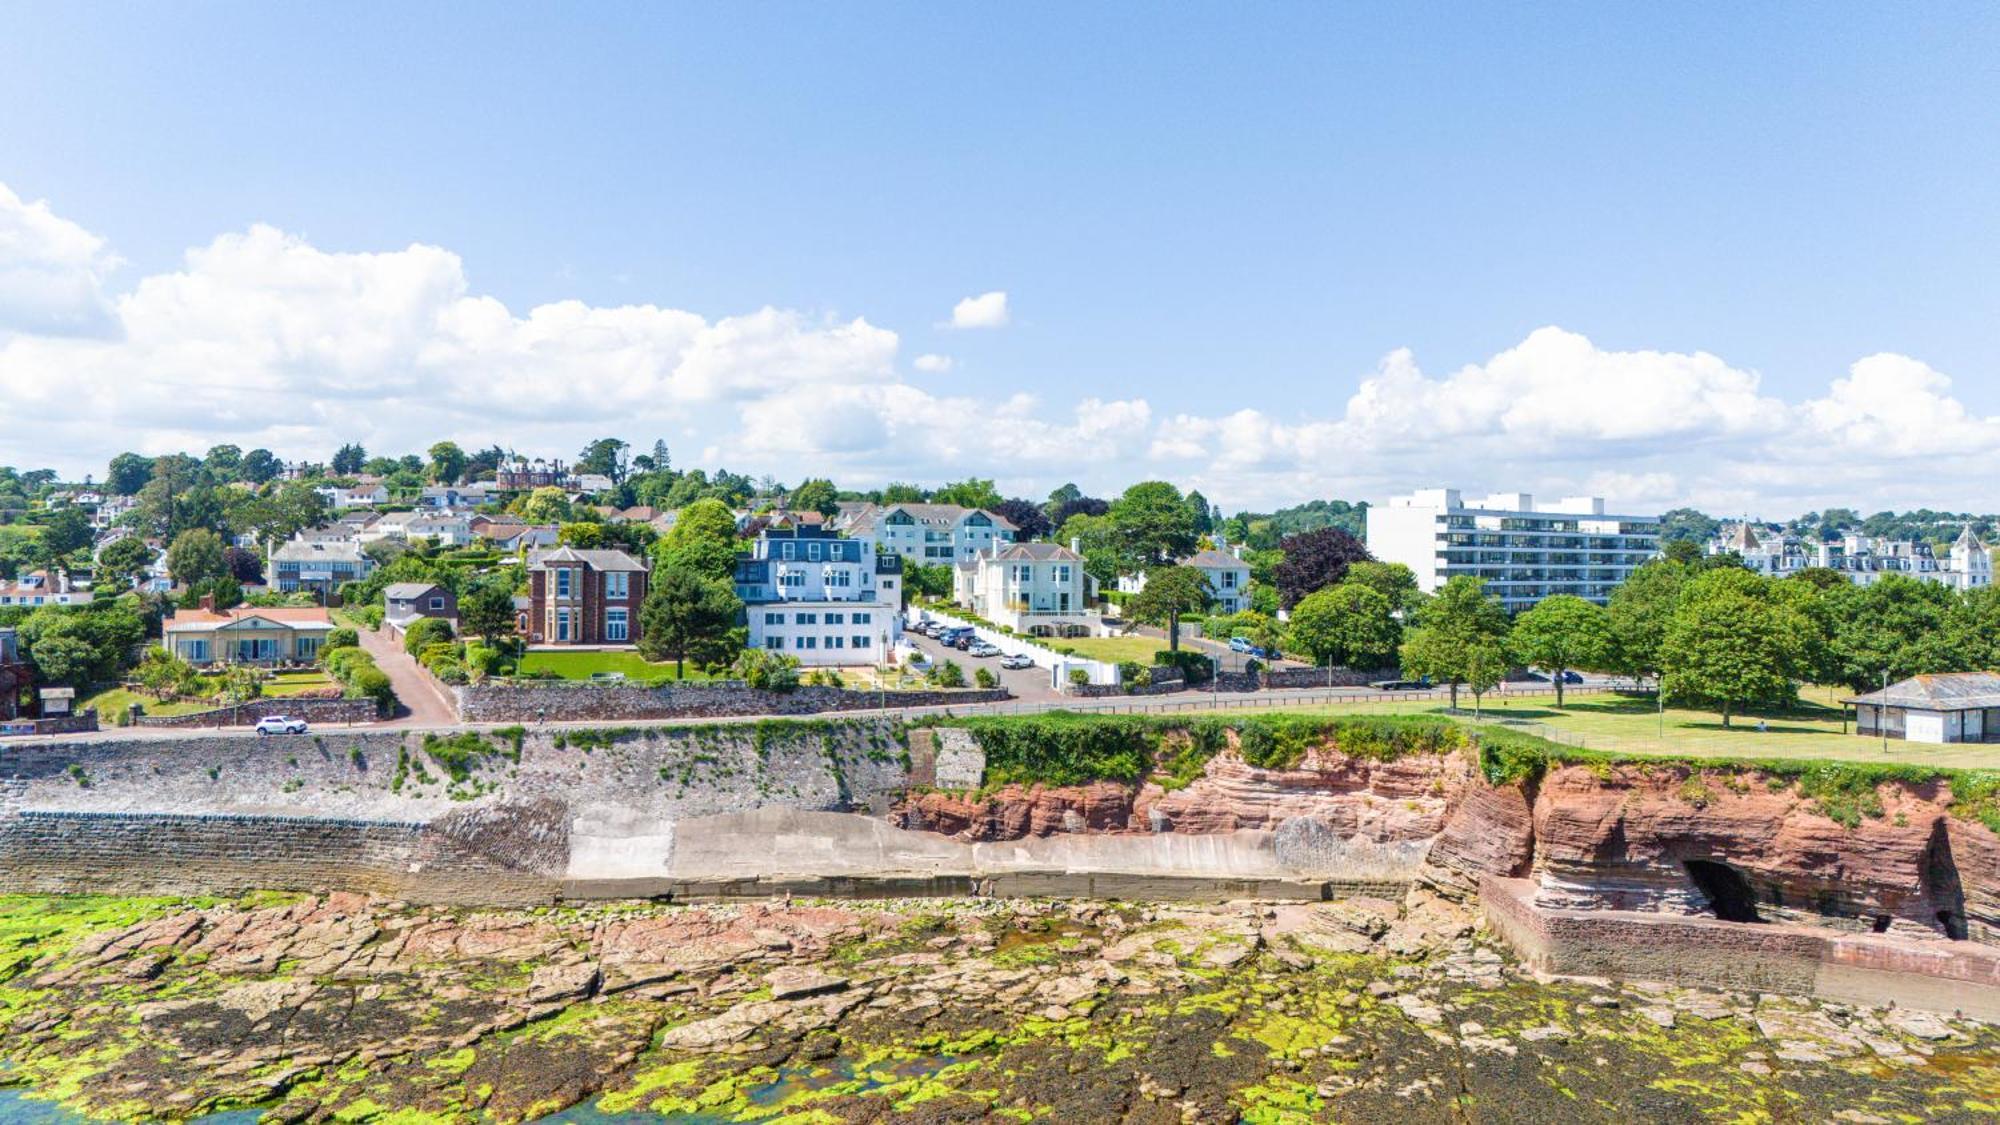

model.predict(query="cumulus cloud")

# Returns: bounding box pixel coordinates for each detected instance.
[0,183,122,335]
[949,290,1009,329]
[4,182,1998,515]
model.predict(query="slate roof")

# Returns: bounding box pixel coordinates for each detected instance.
[839,502,1017,533]
[525,546,649,572]
[1844,672,2000,711]
[1181,549,1249,570]
[383,582,445,600]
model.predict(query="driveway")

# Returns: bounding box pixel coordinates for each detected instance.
[357,624,461,726]
[901,629,1064,703]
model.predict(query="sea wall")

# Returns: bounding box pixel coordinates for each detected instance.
[452,680,1009,723]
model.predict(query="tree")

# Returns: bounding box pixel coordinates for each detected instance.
[732,648,800,692]
[239,448,281,484]
[1659,571,1812,727]
[558,522,608,549]
[1461,634,1513,718]
[516,486,573,524]
[1606,560,1686,683]
[204,444,243,481]
[653,497,739,581]
[992,498,1053,541]
[1662,539,1703,566]
[1819,574,1972,693]
[637,566,743,676]
[902,561,954,603]
[40,507,93,559]
[107,452,153,496]
[933,478,1002,511]
[428,441,468,485]
[1272,527,1372,609]
[1397,576,1511,709]
[879,481,926,504]
[1510,595,1612,706]
[1342,561,1422,615]
[26,634,97,687]
[1109,481,1198,568]
[576,437,632,484]
[331,443,367,475]
[1288,583,1400,669]
[166,529,227,587]
[790,478,839,518]
[219,665,263,705]
[1055,512,1125,588]
[1127,565,1213,652]
[1184,489,1215,535]
[459,581,518,644]
[135,646,198,699]
[96,536,155,591]
[222,546,264,585]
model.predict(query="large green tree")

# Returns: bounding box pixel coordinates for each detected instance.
[1126,564,1212,652]
[1110,481,1199,568]
[790,478,839,518]
[1606,559,1687,683]
[459,581,518,645]
[653,497,740,580]
[1287,583,1401,670]
[166,529,226,587]
[576,437,632,484]
[95,536,155,591]
[428,441,468,485]
[1509,594,1613,706]
[1397,576,1511,710]
[1341,561,1422,615]
[106,452,154,496]
[637,566,744,676]
[1659,569,1812,727]
[932,477,1003,511]
[1818,574,1973,693]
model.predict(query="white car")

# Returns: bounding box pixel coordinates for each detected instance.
[253,715,309,735]
[999,653,1034,670]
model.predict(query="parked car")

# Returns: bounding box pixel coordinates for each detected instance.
[953,634,975,650]
[968,642,1002,658]
[1368,679,1427,692]
[254,715,309,735]
[1560,670,1584,684]
[1000,653,1034,670]
[1228,636,1254,654]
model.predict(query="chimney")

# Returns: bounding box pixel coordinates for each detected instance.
[199,593,216,613]
[1070,536,1081,554]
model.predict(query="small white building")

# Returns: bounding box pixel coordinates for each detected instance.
[358,511,473,546]
[317,483,389,510]
[1847,673,2000,744]
[955,542,1100,637]
[733,527,902,665]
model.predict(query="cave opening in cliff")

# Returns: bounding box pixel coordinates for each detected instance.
[1684,859,1762,923]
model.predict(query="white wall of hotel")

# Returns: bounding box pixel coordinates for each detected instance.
[909,606,1121,688]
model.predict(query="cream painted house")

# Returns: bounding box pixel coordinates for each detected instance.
[162,601,335,665]
[954,542,1101,637]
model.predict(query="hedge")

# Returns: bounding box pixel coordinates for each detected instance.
[403,616,455,656]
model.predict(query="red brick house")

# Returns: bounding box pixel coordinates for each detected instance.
[523,547,650,646]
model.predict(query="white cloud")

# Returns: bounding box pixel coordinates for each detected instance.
[949,290,1009,329]
[4,182,1999,516]
[0,183,121,335]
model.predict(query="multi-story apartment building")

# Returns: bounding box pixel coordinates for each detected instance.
[733,526,901,665]
[834,503,1016,564]
[954,542,1100,636]
[1366,489,1660,610]
[524,547,650,646]
[269,539,375,599]
[1712,524,1991,591]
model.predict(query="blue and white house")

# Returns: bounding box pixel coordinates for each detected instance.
[733,526,902,666]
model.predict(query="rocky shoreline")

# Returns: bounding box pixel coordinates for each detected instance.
[3,890,1997,1123]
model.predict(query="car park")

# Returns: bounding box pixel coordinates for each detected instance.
[253,715,309,735]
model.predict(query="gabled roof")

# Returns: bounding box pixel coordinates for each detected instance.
[384,582,446,600]
[989,542,1082,563]
[164,606,334,633]
[1844,672,2000,711]
[272,539,366,563]
[842,502,1017,533]
[1954,525,1986,550]
[526,546,648,572]
[1181,549,1249,571]
[1728,523,1761,552]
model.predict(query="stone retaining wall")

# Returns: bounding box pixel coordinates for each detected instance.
[0,712,99,737]
[1260,666,1397,690]
[132,696,382,729]
[453,680,1008,723]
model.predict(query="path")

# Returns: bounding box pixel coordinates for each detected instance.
[356,624,460,727]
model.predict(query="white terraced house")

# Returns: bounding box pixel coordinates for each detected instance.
[1366,488,1661,610]
[834,502,1016,564]
[954,542,1101,637]
[1710,523,1992,591]
[732,526,901,665]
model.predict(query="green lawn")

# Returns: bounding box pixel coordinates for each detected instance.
[263,671,337,697]
[515,649,709,683]
[1239,684,2000,770]
[78,686,215,722]
[1054,634,1179,664]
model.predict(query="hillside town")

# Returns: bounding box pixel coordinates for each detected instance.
[1,442,1997,744]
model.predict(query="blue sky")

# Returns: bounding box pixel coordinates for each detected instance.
[2,4,1998,514]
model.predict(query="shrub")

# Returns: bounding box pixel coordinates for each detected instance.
[345,665,395,711]
[1153,649,1212,683]
[322,627,359,654]
[1067,668,1090,687]
[1116,661,1150,691]
[403,616,454,656]
[733,648,801,692]
[929,659,967,688]
[427,657,469,685]
[351,605,384,630]
[974,667,997,689]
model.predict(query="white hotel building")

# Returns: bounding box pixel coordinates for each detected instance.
[1366,489,1661,610]
[732,526,902,665]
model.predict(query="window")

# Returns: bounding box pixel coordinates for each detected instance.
[764,612,786,625]
[781,542,796,560]
[765,635,785,649]
[606,571,629,599]
[853,612,871,624]
[853,634,871,648]
[808,542,821,561]
[827,570,852,587]
[825,612,844,625]
[827,636,844,649]
[606,608,629,642]
[799,636,817,649]
[779,570,805,588]
[1054,565,1070,583]
[1221,571,1237,588]
[556,608,572,641]
[429,596,445,610]
[555,569,573,598]
[1015,565,1032,582]
[298,638,320,659]
[796,612,817,624]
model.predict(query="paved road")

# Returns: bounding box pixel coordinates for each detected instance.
[356,624,460,727]
[902,629,1064,702]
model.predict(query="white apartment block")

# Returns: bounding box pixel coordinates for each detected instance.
[733,527,902,665]
[1714,524,1991,591]
[834,503,1016,564]
[1366,489,1661,610]
[954,542,1102,636]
